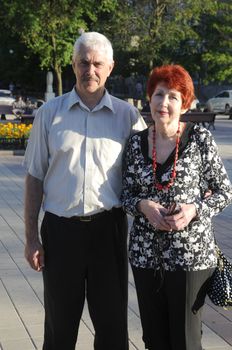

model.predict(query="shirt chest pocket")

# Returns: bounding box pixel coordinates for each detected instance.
[97,138,125,169]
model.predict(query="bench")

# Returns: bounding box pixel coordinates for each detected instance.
[181,112,216,130]
[141,111,216,130]
[0,105,36,124]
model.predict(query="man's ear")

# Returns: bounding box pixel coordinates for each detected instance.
[108,61,115,77]
[72,60,76,72]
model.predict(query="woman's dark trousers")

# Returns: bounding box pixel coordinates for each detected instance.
[132,266,214,350]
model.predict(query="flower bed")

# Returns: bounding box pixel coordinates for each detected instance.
[0,123,32,150]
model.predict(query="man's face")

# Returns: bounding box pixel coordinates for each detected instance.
[72,45,114,98]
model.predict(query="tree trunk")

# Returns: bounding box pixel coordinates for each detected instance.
[54,65,63,96]
[51,34,63,96]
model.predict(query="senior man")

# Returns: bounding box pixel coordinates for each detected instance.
[24,32,146,350]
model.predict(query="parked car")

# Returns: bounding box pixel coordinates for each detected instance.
[205,90,232,114]
[0,89,15,105]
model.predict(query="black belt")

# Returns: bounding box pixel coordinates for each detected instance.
[70,209,115,222]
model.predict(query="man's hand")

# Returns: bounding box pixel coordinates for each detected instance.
[24,239,45,271]
[204,189,212,199]
[24,173,44,271]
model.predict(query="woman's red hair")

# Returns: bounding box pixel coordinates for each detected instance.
[147,64,195,109]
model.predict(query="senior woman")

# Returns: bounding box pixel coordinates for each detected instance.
[121,64,232,350]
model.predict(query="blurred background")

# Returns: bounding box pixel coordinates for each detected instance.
[0,0,231,113]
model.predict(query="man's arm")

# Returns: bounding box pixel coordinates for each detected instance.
[24,173,44,271]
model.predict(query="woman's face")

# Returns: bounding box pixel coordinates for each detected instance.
[150,83,187,126]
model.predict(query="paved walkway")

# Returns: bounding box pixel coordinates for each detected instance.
[0,116,232,349]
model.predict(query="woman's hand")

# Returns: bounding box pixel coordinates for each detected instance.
[138,199,171,231]
[164,203,197,231]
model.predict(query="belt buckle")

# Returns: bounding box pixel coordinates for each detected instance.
[79,216,92,222]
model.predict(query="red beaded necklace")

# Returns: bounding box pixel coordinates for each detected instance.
[152,122,181,190]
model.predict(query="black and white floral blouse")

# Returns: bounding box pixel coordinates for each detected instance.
[121,123,232,271]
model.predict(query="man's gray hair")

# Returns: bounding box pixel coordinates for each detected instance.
[73,32,114,63]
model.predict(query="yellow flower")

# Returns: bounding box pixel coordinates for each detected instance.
[0,123,32,139]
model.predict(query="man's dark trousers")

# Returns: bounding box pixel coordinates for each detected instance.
[41,208,129,350]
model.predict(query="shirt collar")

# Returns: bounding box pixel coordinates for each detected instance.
[68,87,115,113]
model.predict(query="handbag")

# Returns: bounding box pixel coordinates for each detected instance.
[207,245,232,308]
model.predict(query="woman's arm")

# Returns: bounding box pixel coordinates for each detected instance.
[121,135,170,230]
[164,130,232,232]
[194,130,232,218]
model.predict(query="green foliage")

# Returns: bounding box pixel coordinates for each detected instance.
[200,0,232,83]
[95,0,220,78]
[3,0,86,69]
[0,0,231,94]
[117,0,231,85]
[0,0,118,94]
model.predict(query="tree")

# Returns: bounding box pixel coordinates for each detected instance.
[1,0,231,95]
[200,0,232,83]
[174,0,232,89]
[96,0,219,78]
[0,0,117,95]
